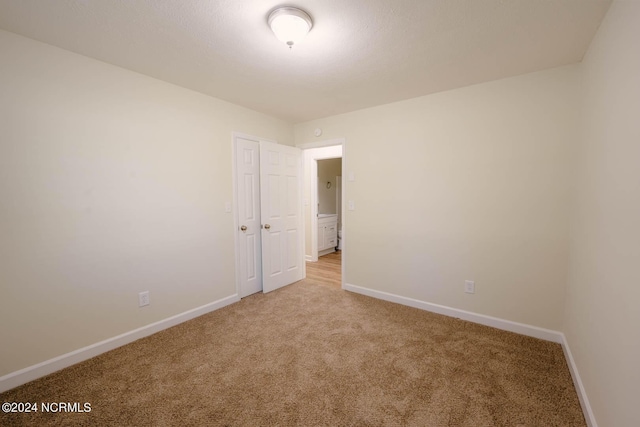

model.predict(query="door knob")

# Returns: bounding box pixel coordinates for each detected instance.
[240,225,247,232]
[264,224,271,230]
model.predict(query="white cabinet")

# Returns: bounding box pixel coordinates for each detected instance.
[318,215,338,254]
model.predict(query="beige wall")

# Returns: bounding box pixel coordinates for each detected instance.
[318,158,342,215]
[564,1,640,425]
[0,29,292,376]
[295,65,580,331]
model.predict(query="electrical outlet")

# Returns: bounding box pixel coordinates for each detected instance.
[464,280,475,294]
[139,291,150,307]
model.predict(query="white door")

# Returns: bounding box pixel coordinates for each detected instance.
[235,138,263,298]
[259,141,304,293]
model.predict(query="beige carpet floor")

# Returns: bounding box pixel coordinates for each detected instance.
[1,275,585,426]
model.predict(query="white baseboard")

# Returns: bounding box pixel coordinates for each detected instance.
[343,283,600,424]
[0,294,240,393]
[560,334,598,427]
[318,248,336,257]
[343,283,563,343]
[305,254,313,262]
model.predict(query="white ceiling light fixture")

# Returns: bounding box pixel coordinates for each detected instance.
[268,6,313,48]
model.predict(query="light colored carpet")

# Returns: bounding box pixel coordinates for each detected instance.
[0,276,585,426]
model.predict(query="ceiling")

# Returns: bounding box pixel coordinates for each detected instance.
[0,0,612,123]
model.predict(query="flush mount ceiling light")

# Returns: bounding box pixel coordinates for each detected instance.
[268,6,313,48]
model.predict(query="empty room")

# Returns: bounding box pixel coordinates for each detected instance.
[0,1,638,426]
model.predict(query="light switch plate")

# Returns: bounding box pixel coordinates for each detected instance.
[348,200,355,211]
[139,291,150,307]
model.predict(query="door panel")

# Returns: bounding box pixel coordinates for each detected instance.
[243,175,255,220]
[267,174,281,219]
[235,138,262,298]
[246,234,257,280]
[260,141,303,293]
[267,231,282,275]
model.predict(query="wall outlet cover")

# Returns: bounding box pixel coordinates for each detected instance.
[464,280,475,294]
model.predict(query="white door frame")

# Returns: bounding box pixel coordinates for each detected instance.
[300,138,346,289]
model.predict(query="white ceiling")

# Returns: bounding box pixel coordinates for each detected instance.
[0,0,611,123]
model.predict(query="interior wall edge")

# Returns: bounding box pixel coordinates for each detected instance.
[560,333,598,427]
[0,294,240,394]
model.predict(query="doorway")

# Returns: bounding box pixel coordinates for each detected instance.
[316,158,342,257]
[301,141,345,288]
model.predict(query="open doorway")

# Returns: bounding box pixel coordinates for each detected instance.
[317,158,342,256]
[302,141,344,288]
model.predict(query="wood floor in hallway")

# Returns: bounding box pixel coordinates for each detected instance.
[305,250,341,287]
